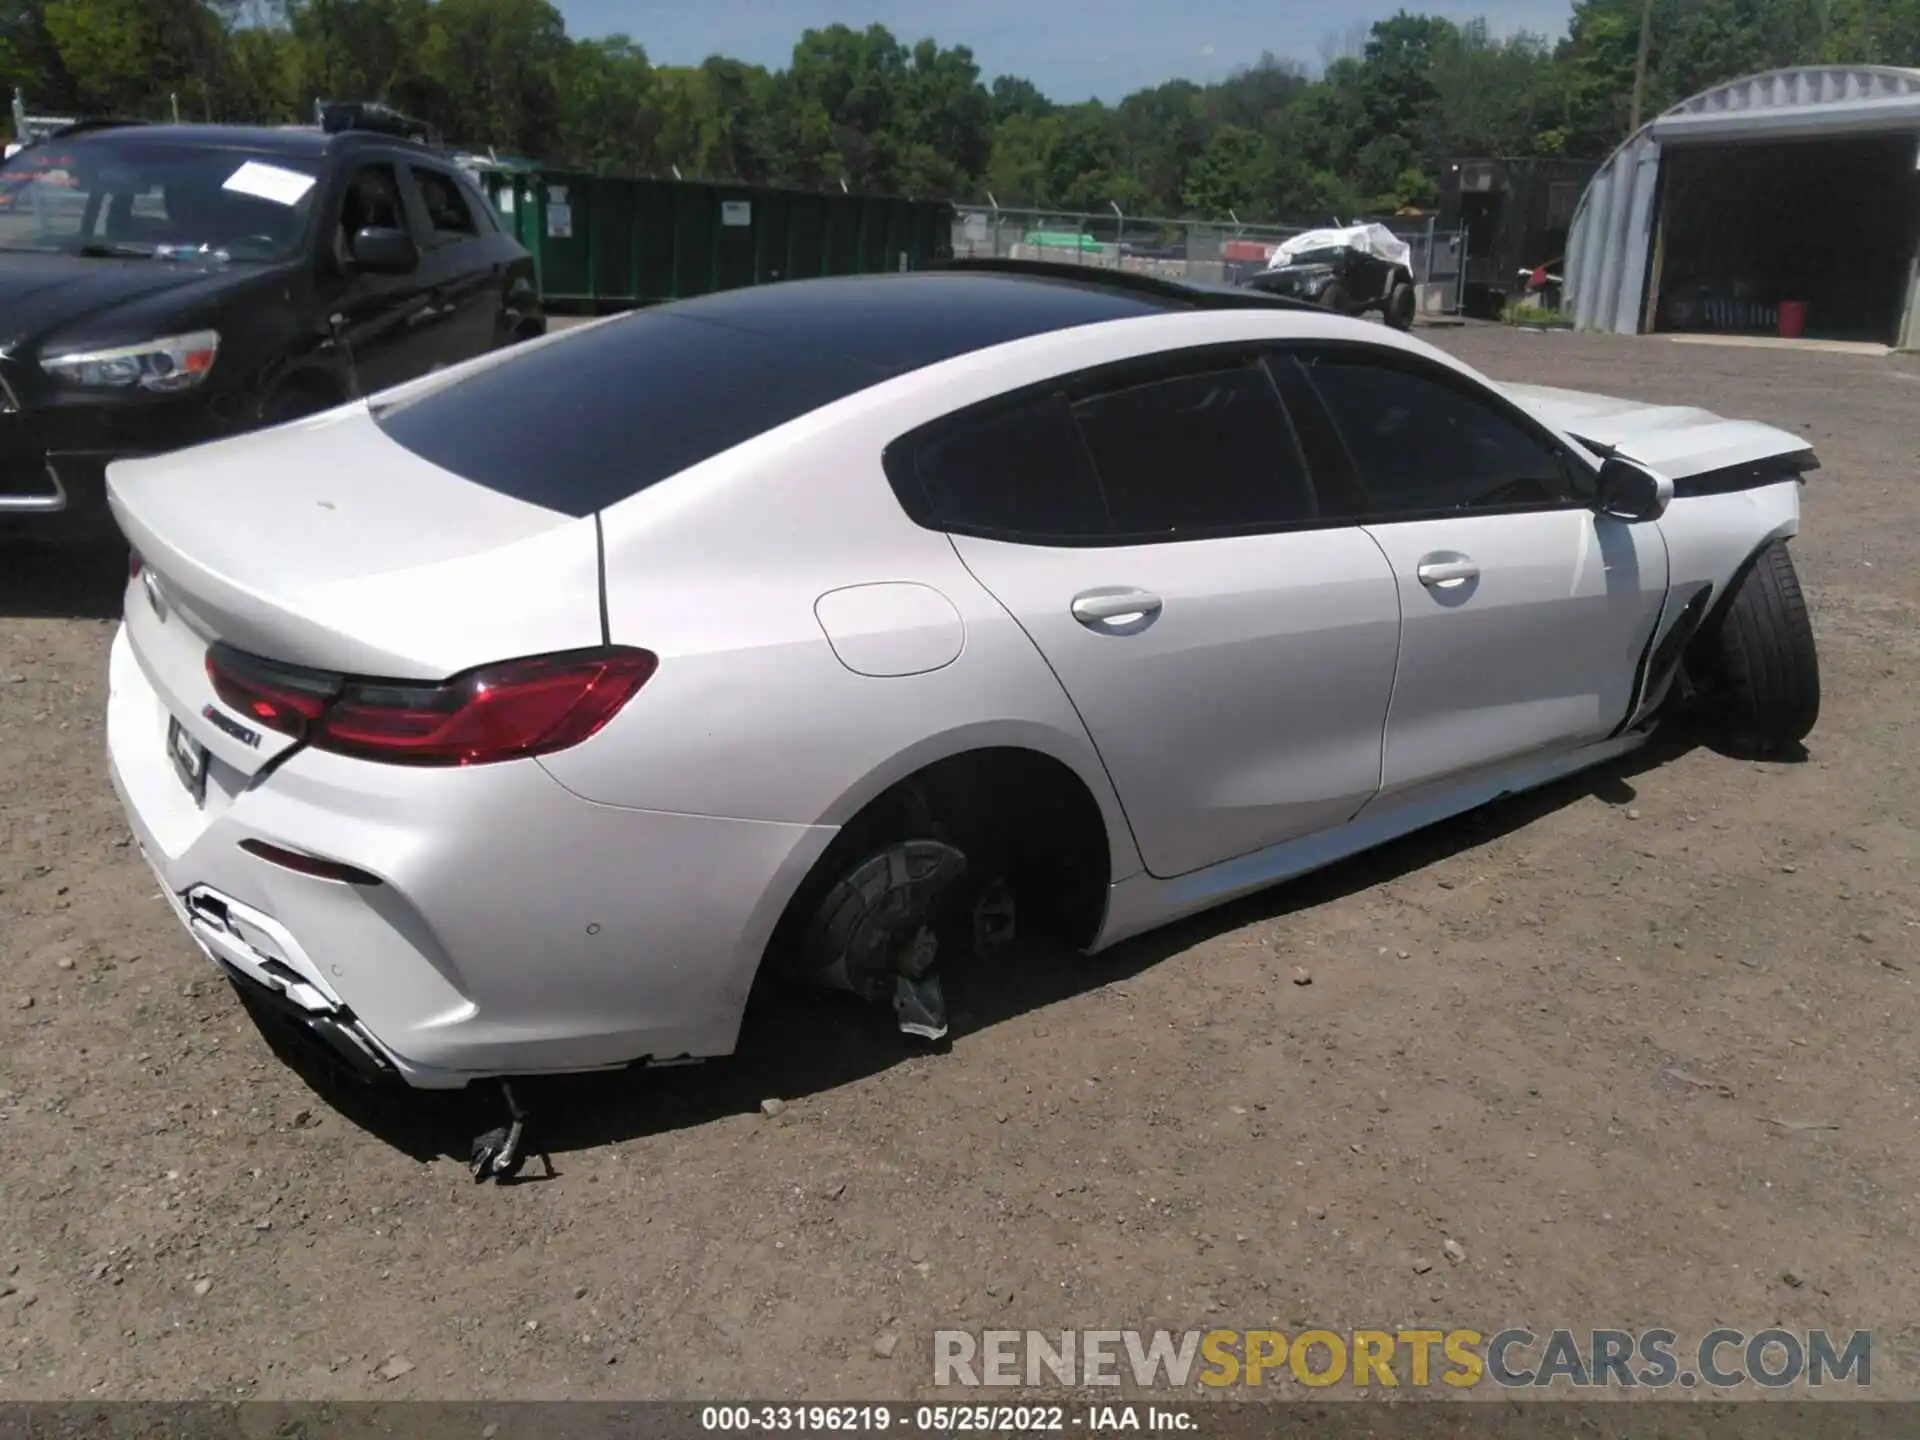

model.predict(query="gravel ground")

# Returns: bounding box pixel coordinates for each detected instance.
[1,325,1916,1401]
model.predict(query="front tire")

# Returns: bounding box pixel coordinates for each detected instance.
[1694,540,1820,751]
[1385,279,1417,330]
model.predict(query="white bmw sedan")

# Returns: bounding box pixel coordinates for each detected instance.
[104,261,1820,1111]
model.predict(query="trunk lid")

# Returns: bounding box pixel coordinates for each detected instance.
[1497,381,1814,479]
[109,402,603,780]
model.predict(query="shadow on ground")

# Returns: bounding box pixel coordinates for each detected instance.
[253,723,1755,1175]
[0,540,127,621]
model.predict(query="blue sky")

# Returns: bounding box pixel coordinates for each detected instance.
[556,0,1580,102]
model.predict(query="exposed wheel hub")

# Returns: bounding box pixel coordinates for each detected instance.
[801,840,970,1039]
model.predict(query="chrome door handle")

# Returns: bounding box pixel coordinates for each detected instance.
[1071,589,1163,627]
[1416,558,1479,589]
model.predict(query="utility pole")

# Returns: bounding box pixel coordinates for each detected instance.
[1628,0,1655,133]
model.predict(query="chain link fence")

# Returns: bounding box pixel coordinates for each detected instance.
[951,206,1466,314]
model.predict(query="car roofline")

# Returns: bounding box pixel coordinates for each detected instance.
[16,117,150,148]
[930,256,1326,315]
[6,118,448,162]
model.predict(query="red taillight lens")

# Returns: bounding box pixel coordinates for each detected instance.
[309,648,656,766]
[128,549,143,580]
[206,644,339,738]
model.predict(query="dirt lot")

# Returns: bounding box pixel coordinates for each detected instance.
[1,326,1916,1402]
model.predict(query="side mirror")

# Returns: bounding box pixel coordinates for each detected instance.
[1595,455,1672,523]
[349,225,419,275]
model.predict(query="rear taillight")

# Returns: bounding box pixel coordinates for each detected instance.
[312,649,656,765]
[206,644,339,738]
[205,644,657,766]
[128,549,142,580]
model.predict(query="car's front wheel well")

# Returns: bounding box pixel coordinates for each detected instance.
[765,747,1114,983]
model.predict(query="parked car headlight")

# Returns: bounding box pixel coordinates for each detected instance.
[40,330,220,392]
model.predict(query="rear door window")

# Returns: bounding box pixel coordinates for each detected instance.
[1070,362,1318,537]
[890,351,1327,545]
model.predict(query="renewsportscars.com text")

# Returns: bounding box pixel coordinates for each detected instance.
[934,1327,1872,1390]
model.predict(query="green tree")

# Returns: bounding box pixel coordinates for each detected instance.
[1040,103,1142,212]
[9,0,1910,224]
[988,73,1051,122]
[785,23,905,189]
[981,108,1056,201]
[44,0,229,116]
[285,0,434,117]
[1823,0,1920,62]
[892,37,991,194]
[417,0,567,156]
[1115,79,1209,214]
[1429,20,1561,158]
[1180,123,1267,216]
[556,34,657,170]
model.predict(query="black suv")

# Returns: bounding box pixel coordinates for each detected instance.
[1242,245,1417,331]
[0,107,543,541]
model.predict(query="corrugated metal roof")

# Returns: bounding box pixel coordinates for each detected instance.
[1566,65,1920,333]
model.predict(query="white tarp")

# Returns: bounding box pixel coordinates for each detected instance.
[1268,223,1412,271]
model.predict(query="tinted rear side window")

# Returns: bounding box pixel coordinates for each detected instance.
[1071,365,1317,536]
[373,312,886,516]
[910,396,1110,540]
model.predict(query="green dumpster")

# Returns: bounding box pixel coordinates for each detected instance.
[458,155,543,256]
[468,168,955,313]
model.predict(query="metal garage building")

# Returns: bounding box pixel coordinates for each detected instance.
[1566,65,1920,345]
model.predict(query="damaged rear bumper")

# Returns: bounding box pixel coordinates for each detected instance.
[106,625,838,1089]
[219,950,405,1087]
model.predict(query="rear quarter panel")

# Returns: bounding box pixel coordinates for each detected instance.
[544,410,1143,882]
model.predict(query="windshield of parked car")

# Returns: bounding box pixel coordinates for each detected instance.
[0,133,319,262]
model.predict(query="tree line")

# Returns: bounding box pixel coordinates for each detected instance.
[5,0,1920,221]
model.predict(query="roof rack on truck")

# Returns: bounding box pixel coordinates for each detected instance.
[313,99,439,147]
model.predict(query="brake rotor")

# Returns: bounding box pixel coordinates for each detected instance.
[800,840,969,1002]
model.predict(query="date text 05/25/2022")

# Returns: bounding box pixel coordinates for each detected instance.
[699,1405,1194,1432]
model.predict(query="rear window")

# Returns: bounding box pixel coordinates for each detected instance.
[1071,365,1316,533]
[372,311,888,516]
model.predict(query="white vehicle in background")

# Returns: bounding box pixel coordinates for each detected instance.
[103,259,1820,1178]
